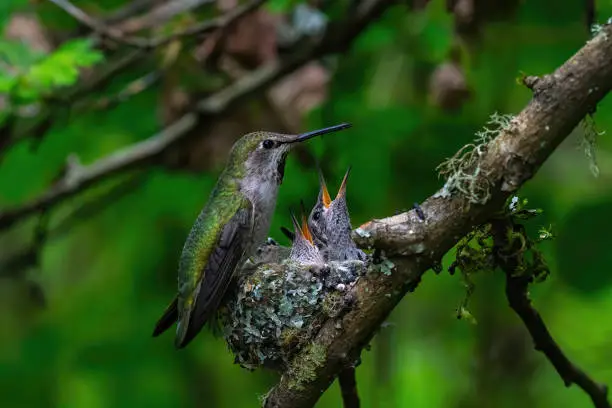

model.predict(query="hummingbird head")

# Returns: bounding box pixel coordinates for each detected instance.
[289,207,325,265]
[228,124,351,185]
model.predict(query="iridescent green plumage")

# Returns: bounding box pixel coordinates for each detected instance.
[153,175,253,348]
[177,183,253,347]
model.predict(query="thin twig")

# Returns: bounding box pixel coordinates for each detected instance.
[88,70,162,111]
[4,0,263,152]
[0,113,196,232]
[49,0,146,47]
[101,0,158,25]
[0,173,147,278]
[491,219,611,408]
[0,0,388,232]
[114,0,216,34]
[338,367,360,408]
[64,49,147,101]
[50,0,266,49]
[506,274,610,408]
[2,49,147,156]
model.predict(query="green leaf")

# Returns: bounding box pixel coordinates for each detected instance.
[10,38,105,99]
[354,24,396,53]
[0,73,17,93]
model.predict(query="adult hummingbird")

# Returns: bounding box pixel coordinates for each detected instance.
[152,123,352,349]
[308,167,367,262]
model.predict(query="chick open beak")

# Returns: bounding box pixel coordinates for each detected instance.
[336,166,352,200]
[290,206,315,245]
[317,168,332,208]
[299,200,315,244]
[301,211,314,244]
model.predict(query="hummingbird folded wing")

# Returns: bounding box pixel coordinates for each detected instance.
[174,199,254,349]
[152,297,178,337]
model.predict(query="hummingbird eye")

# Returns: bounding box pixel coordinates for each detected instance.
[262,139,275,149]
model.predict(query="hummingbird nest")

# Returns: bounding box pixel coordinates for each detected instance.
[220,242,367,371]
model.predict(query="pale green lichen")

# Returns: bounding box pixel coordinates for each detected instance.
[435,112,514,204]
[449,195,553,321]
[321,291,345,317]
[355,228,371,238]
[457,306,477,324]
[538,225,555,241]
[579,115,604,178]
[380,259,395,276]
[221,247,367,371]
[287,343,327,391]
[590,18,612,39]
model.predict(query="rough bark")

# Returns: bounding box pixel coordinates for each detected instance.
[263,25,612,408]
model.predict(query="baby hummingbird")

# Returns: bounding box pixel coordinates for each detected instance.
[288,207,325,266]
[308,166,366,262]
[152,123,351,349]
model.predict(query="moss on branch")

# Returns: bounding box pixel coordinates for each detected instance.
[265,23,612,408]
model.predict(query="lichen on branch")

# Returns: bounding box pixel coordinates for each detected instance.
[435,112,515,204]
[580,115,604,177]
[449,195,553,323]
[265,23,612,408]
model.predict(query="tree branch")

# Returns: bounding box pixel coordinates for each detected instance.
[0,172,147,278]
[1,49,147,156]
[338,367,360,408]
[0,0,397,232]
[491,218,610,408]
[4,0,264,154]
[0,114,197,232]
[262,24,612,408]
[51,0,266,49]
[113,0,216,34]
[101,0,158,26]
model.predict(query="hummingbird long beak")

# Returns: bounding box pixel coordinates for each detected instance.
[288,123,352,144]
[336,166,352,200]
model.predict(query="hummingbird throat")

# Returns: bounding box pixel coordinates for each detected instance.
[277,152,288,184]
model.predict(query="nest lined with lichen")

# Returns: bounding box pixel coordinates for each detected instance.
[219,245,367,371]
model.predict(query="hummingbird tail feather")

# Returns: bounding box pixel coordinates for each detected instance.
[174,278,228,349]
[152,297,178,337]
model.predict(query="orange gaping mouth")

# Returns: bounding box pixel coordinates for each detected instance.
[336,166,352,200]
[301,212,314,244]
[319,170,332,208]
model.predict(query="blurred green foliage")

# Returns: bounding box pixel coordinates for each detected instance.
[1,1,612,408]
[0,38,103,121]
